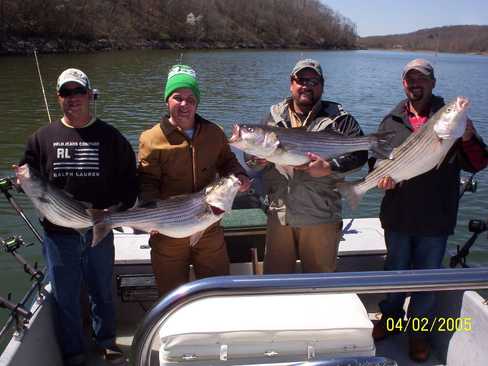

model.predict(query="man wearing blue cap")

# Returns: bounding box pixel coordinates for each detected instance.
[138,64,251,295]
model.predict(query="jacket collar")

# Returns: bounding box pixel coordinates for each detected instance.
[389,95,445,130]
[159,114,205,139]
[391,95,445,119]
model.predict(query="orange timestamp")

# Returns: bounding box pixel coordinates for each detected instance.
[385,316,472,333]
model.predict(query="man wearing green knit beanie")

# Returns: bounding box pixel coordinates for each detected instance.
[164,64,200,103]
[137,63,251,297]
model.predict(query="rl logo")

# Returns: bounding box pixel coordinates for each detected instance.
[57,148,71,159]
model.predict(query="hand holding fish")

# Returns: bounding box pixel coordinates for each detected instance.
[377,176,397,190]
[236,174,252,192]
[294,152,332,177]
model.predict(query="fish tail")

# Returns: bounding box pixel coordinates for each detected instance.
[337,181,364,210]
[368,131,395,159]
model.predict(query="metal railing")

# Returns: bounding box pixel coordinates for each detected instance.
[131,267,488,365]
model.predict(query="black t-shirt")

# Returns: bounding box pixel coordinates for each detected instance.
[22,118,138,231]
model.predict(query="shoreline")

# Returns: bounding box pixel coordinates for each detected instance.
[358,46,488,56]
[1,37,486,57]
[0,36,358,56]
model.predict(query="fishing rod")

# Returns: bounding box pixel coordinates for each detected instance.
[0,296,32,320]
[0,176,43,244]
[450,218,488,268]
[1,235,44,282]
[33,48,52,124]
[0,295,33,339]
[0,234,46,340]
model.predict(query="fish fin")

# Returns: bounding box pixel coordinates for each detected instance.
[368,131,395,159]
[137,200,158,209]
[275,164,294,179]
[189,230,205,247]
[266,131,281,149]
[106,202,123,213]
[91,223,112,247]
[336,181,364,210]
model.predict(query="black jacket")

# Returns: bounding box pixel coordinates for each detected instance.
[376,95,486,236]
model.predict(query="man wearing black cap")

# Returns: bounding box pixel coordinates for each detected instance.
[21,68,137,365]
[371,58,488,362]
[252,58,367,275]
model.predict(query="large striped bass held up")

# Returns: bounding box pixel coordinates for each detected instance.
[14,164,93,229]
[228,123,394,168]
[338,96,470,209]
[92,175,241,246]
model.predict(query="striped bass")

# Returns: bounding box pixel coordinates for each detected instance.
[229,123,393,169]
[92,175,241,245]
[338,96,470,209]
[14,164,93,229]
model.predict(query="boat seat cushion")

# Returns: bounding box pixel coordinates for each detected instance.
[159,293,374,363]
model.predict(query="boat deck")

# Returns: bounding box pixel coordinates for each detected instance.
[4,213,482,366]
[105,215,443,365]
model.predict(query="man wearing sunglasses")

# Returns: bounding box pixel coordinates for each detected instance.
[21,68,137,365]
[252,59,367,275]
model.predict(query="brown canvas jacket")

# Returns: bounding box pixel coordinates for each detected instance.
[138,114,246,202]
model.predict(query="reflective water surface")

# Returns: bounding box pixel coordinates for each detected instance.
[0,49,487,320]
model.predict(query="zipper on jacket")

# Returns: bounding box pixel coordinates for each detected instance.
[189,142,197,192]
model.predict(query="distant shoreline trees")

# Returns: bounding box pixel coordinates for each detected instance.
[359,25,488,54]
[0,0,358,54]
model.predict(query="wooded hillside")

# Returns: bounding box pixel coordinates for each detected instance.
[0,0,358,54]
[359,25,488,54]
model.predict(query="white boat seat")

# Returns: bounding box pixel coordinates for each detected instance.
[158,293,374,364]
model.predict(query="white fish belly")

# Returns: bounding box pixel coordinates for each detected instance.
[268,149,309,166]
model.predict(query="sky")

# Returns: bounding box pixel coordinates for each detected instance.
[324,0,488,37]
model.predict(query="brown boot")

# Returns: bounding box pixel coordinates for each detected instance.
[409,335,430,362]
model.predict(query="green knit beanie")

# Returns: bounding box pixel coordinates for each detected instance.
[164,64,200,103]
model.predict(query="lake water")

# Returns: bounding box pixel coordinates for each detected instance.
[1,49,487,326]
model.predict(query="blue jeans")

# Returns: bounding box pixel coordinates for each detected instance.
[379,230,448,322]
[42,230,116,360]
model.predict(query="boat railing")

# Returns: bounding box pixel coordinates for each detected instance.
[131,267,488,366]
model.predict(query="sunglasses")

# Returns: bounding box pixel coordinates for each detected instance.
[59,86,88,98]
[292,77,322,87]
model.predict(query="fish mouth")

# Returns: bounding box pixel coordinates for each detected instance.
[228,124,241,143]
[209,205,226,215]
